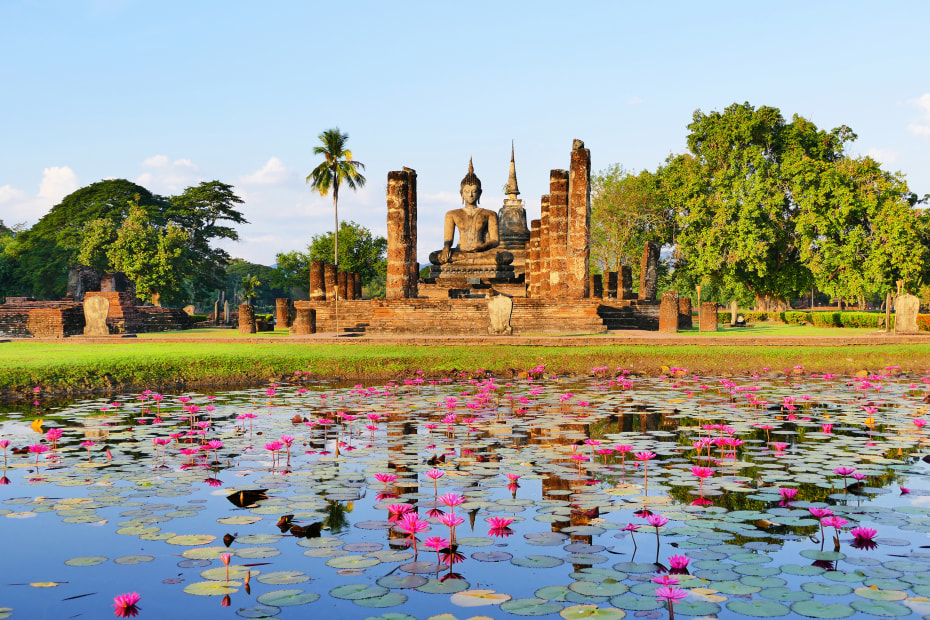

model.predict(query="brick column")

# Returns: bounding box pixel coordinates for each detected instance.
[539,195,551,298]
[548,171,569,298]
[678,297,692,330]
[309,260,325,301]
[658,291,679,333]
[386,170,412,299]
[293,308,316,335]
[353,273,362,299]
[606,272,618,299]
[238,304,255,334]
[324,264,337,301]
[621,265,633,299]
[589,274,603,298]
[638,242,660,301]
[404,167,418,298]
[567,140,591,298]
[699,302,718,332]
[528,220,540,298]
[345,273,356,300]
[337,270,348,300]
[275,298,291,328]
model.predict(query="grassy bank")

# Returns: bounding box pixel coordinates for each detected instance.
[2,340,930,399]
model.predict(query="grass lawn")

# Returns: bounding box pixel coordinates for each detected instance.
[2,331,929,397]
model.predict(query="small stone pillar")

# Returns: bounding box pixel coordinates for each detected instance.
[548,171,569,298]
[567,140,591,299]
[309,260,326,301]
[405,167,418,299]
[337,271,348,300]
[213,299,220,325]
[386,169,416,299]
[730,300,738,326]
[589,274,603,299]
[895,293,920,334]
[678,297,692,330]
[539,195,551,298]
[638,242,660,301]
[658,291,679,333]
[238,304,256,334]
[293,308,316,335]
[700,302,718,332]
[324,264,337,301]
[353,272,362,300]
[621,265,633,300]
[606,272,618,299]
[528,220,540,298]
[83,296,110,336]
[223,301,229,324]
[345,272,356,300]
[275,298,291,328]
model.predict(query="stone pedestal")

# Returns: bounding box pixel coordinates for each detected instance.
[606,272,618,299]
[621,265,633,299]
[238,304,256,334]
[658,291,679,333]
[678,297,692,330]
[589,274,603,299]
[292,308,316,335]
[638,242,660,301]
[275,298,291,328]
[488,295,514,335]
[895,293,920,334]
[309,260,326,301]
[700,302,718,332]
[83,296,110,336]
[337,271,348,300]
[567,140,591,299]
[324,264,337,301]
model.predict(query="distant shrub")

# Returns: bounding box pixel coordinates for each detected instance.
[811,312,841,327]
[190,314,208,322]
[838,312,881,328]
[743,311,771,322]
[780,311,811,325]
[918,315,930,332]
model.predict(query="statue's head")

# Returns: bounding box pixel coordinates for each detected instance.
[460,157,482,205]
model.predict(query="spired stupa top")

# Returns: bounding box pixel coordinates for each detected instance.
[505,141,520,199]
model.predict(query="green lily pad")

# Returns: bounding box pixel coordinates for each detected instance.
[789,601,854,618]
[500,597,565,616]
[608,594,663,611]
[725,600,790,617]
[376,575,428,589]
[64,556,107,567]
[355,592,409,608]
[673,601,722,616]
[852,587,906,601]
[256,589,320,606]
[416,578,469,594]
[450,589,512,607]
[326,555,381,569]
[760,587,812,602]
[535,585,571,602]
[569,581,628,597]
[849,599,911,616]
[512,555,564,569]
[114,554,154,565]
[183,580,240,596]
[256,571,309,585]
[235,603,281,618]
[801,582,852,596]
[236,546,280,559]
[166,534,216,546]
[559,604,626,619]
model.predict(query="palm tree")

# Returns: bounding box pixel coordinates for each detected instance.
[306,128,366,334]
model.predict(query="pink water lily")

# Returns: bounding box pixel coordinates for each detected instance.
[668,554,690,570]
[375,472,398,488]
[486,516,514,529]
[654,585,687,602]
[112,592,140,618]
[850,526,877,541]
[778,487,798,502]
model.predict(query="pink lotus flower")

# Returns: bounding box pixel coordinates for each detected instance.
[822,423,833,433]
[834,466,855,475]
[426,469,445,480]
[915,418,926,429]
[486,516,514,529]
[646,513,669,528]
[438,512,465,529]
[771,442,788,452]
[652,574,679,586]
[635,451,657,462]
[506,473,521,482]
[778,488,798,501]
[112,592,140,617]
[668,554,690,570]
[439,493,464,510]
[375,472,398,487]
[809,507,833,518]
[397,513,429,535]
[821,516,848,530]
[850,526,877,541]
[28,444,49,467]
[654,585,688,602]
[690,466,714,479]
[387,504,414,519]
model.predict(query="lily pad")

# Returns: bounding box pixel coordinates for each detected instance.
[183,580,240,596]
[330,584,390,600]
[256,571,310,585]
[355,592,408,608]
[64,556,107,567]
[789,601,854,619]
[256,589,320,606]
[500,597,565,616]
[512,555,564,569]
[559,605,626,619]
[450,589,512,607]
[725,600,790,617]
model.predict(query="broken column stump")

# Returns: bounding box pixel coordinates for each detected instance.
[658,291,679,333]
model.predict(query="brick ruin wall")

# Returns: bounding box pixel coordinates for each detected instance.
[0,298,85,337]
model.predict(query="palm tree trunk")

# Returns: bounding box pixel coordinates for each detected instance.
[333,173,340,336]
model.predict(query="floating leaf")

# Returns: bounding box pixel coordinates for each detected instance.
[64,556,107,567]
[499,597,564,616]
[183,580,240,596]
[450,589,512,607]
[559,604,626,619]
[330,584,390,600]
[725,599,790,617]
[354,592,408,608]
[512,555,564,569]
[165,534,216,546]
[416,578,469,594]
[256,588,320,606]
[257,571,309,585]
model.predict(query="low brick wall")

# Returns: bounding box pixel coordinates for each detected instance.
[138,307,194,332]
[596,300,660,330]
[0,300,84,337]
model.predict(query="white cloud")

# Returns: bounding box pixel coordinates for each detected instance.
[908,94,930,137]
[240,157,290,186]
[142,154,170,168]
[627,96,644,105]
[866,148,899,165]
[37,166,79,203]
[135,154,201,194]
[0,185,26,205]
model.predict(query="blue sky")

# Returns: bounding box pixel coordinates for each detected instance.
[2,0,929,266]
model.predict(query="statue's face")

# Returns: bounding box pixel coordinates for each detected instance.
[461,183,480,205]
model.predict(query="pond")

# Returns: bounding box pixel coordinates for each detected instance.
[1,366,929,620]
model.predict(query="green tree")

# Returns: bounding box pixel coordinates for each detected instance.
[590,165,673,280]
[791,154,926,304]
[272,220,387,299]
[11,179,166,297]
[225,259,286,309]
[662,103,854,310]
[167,181,248,300]
[305,128,366,272]
[105,205,190,305]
